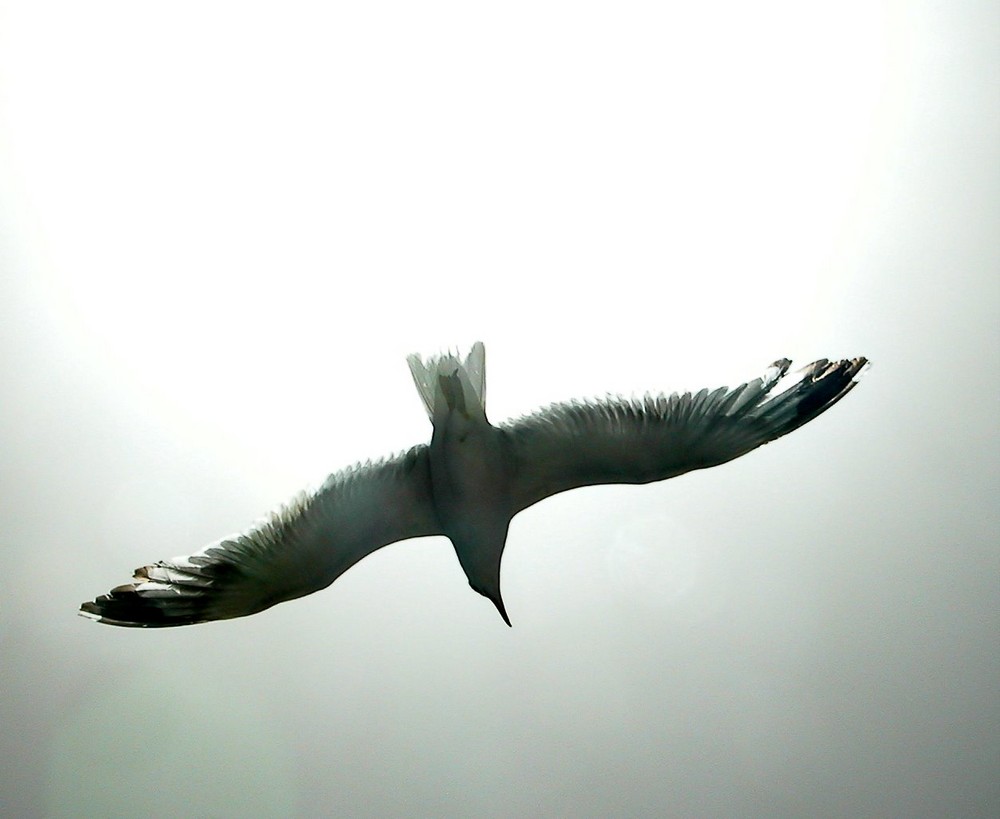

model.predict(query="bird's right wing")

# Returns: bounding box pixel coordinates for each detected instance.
[503,357,867,514]
[80,445,441,627]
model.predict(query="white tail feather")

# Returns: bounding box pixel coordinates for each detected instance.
[407,341,486,422]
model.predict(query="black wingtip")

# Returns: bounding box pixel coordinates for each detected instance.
[78,581,212,628]
[752,356,869,440]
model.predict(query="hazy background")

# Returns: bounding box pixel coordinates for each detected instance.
[1,1,997,816]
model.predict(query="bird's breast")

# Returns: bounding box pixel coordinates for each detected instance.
[428,413,513,533]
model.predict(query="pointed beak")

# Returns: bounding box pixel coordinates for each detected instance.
[491,592,512,627]
[469,579,512,627]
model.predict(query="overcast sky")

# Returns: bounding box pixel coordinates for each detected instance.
[1,1,997,816]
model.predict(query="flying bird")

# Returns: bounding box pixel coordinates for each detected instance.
[80,343,867,628]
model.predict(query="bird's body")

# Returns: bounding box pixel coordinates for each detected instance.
[415,345,515,623]
[81,343,867,628]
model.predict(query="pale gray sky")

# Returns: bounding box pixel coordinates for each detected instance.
[1,1,997,816]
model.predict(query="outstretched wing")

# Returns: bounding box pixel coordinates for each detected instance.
[503,357,867,513]
[80,445,441,627]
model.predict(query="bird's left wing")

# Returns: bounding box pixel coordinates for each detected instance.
[502,357,867,514]
[80,445,441,627]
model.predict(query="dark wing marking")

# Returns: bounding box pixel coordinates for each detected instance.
[503,358,868,513]
[80,445,440,627]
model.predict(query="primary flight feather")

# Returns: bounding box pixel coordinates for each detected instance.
[80,343,867,627]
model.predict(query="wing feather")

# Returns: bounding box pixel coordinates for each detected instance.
[80,445,440,627]
[503,358,867,513]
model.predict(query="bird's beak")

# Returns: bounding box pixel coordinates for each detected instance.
[490,592,512,627]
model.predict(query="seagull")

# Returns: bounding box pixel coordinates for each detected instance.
[80,343,867,628]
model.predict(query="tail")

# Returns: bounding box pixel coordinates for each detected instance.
[407,341,487,422]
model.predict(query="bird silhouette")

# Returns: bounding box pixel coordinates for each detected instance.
[80,343,867,628]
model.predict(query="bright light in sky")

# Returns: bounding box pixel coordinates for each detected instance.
[0,1,894,480]
[3,3,998,816]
